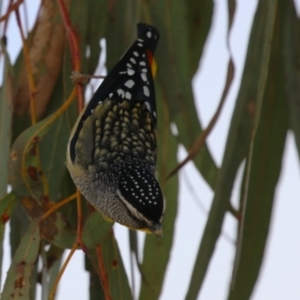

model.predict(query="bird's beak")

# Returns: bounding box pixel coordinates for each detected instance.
[151,224,163,238]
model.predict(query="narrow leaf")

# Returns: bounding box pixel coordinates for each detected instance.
[228,2,289,298]
[281,0,300,160]
[0,43,13,198]
[0,192,17,288]
[147,0,218,188]
[1,219,41,300]
[185,1,277,298]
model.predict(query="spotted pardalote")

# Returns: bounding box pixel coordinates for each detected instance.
[66,23,165,237]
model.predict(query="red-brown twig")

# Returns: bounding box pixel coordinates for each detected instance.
[166,60,234,181]
[96,245,112,300]
[57,0,84,111]
[0,0,23,24]
[57,0,86,251]
[48,243,78,300]
[15,5,37,124]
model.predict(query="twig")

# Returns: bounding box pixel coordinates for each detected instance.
[96,245,112,300]
[166,60,234,180]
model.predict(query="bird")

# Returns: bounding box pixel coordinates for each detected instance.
[66,23,165,237]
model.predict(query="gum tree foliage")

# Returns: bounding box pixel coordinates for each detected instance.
[0,1,299,299]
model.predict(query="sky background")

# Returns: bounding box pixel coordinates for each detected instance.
[1,0,300,299]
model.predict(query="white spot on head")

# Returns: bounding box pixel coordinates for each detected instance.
[147,31,152,38]
[125,92,132,100]
[143,86,150,97]
[127,69,135,76]
[117,89,125,98]
[130,58,136,64]
[139,61,146,66]
[124,79,135,88]
[133,51,139,57]
[145,102,151,111]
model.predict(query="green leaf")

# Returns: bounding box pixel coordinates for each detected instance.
[11,1,68,141]
[82,212,113,249]
[85,251,105,300]
[0,43,13,198]
[281,0,300,160]
[9,103,70,201]
[0,192,16,225]
[0,192,17,288]
[86,233,132,300]
[105,2,138,71]
[186,0,214,76]
[1,219,41,300]
[45,244,64,295]
[185,1,278,298]
[228,2,289,298]
[147,0,218,189]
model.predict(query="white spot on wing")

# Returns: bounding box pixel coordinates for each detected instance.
[109,93,113,98]
[133,51,139,57]
[125,79,135,88]
[138,43,143,47]
[143,86,150,97]
[145,102,151,111]
[139,61,146,66]
[127,69,135,76]
[127,63,132,68]
[125,92,132,100]
[147,31,152,38]
[130,58,136,64]
[117,89,125,98]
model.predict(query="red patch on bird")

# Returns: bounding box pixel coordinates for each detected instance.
[146,50,153,66]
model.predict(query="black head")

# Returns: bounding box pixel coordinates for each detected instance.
[118,163,164,224]
[137,23,160,53]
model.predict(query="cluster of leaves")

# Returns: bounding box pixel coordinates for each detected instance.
[0,0,299,299]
